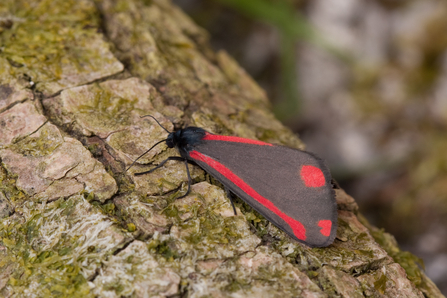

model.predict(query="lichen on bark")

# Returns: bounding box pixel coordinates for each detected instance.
[0,0,444,297]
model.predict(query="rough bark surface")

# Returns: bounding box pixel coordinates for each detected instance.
[0,0,444,297]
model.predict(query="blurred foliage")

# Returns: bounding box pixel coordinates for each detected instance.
[378,132,447,241]
[350,4,447,247]
[189,0,348,120]
[214,0,310,120]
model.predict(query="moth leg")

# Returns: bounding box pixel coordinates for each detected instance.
[133,156,185,176]
[176,159,192,199]
[224,187,238,216]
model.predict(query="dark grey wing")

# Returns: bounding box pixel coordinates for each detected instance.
[187,141,337,247]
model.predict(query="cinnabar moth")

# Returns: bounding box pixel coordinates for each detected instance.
[127,116,337,247]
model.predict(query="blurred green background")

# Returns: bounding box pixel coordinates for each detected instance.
[174,0,447,294]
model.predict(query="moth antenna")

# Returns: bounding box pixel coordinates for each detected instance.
[140,115,171,133]
[126,139,166,172]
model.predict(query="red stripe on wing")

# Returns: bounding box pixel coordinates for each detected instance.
[189,150,306,240]
[203,133,273,146]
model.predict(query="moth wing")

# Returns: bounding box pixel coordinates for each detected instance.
[188,140,337,247]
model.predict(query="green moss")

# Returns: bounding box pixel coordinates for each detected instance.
[127,223,136,232]
[84,191,96,202]
[2,238,16,249]
[354,232,371,243]
[0,194,127,296]
[0,165,28,206]
[102,282,125,294]
[147,239,179,261]
[365,218,424,287]
[102,202,116,215]
[223,278,251,293]
[87,143,102,157]
[23,214,42,243]
[175,203,243,248]
[115,173,135,194]
[258,129,279,142]
[58,247,72,256]
[229,194,271,239]
[307,270,319,278]
[391,251,423,286]
[373,273,388,295]
[0,0,108,90]
[157,178,182,195]
[9,123,63,157]
[75,84,138,128]
[162,203,180,219]
[316,274,338,297]
[60,197,76,216]
[3,243,92,297]
[355,249,375,259]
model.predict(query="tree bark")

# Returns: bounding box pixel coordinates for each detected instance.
[0,0,443,297]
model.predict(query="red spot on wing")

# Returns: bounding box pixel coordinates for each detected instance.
[318,220,332,237]
[300,165,325,187]
[189,150,306,241]
[203,133,273,146]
